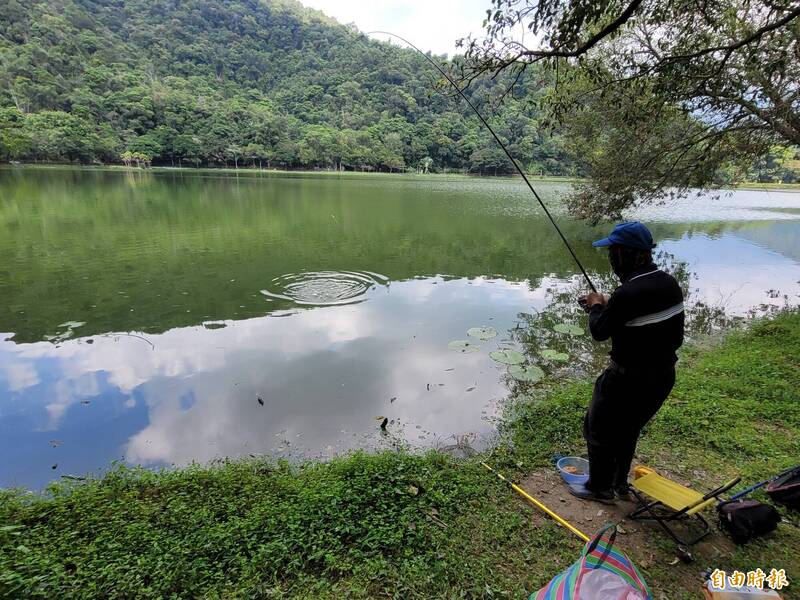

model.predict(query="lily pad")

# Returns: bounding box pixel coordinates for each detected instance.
[448,340,480,353]
[44,330,73,342]
[508,364,545,383]
[467,326,497,340]
[553,323,584,336]
[541,349,570,362]
[489,349,525,365]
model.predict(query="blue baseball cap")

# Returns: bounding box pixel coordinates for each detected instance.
[592,221,656,250]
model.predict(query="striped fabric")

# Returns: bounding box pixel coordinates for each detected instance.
[531,525,652,599]
[624,302,685,327]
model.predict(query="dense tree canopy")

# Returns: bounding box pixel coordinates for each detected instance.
[0,0,578,174]
[463,0,800,219]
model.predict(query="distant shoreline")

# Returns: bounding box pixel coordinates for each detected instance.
[3,163,800,190]
[0,162,583,183]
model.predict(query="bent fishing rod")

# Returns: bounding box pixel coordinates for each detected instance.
[369,31,597,293]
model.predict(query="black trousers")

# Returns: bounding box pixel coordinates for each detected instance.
[583,363,675,492]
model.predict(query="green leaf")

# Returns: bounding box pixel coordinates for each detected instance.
[507,364,544,382]
[0,525,24,533]
[489,349,525,365]
[541,349,570,362]
[467,326,497,340]
[553,323,584,336]
[448,340,480,353]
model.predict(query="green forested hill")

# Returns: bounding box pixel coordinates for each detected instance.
[0,0,575,173]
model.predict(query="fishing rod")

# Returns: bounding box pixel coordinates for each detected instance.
[726,464,799,502]
[482,462,590,542]
[369,31,597,293]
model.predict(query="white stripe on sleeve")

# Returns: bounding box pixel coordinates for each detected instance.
[624,302,685,327]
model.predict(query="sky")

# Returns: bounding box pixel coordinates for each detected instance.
[298,0,490,56]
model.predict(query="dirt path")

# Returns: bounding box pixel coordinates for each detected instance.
[520,468,739,597]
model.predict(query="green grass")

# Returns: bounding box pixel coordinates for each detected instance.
[2,312,799,599]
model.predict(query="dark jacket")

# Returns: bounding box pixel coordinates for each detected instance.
[588,263,684,369]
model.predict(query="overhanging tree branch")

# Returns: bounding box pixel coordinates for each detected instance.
[463,0,800,220]
[509,0,645,61]
[663,5,800,63]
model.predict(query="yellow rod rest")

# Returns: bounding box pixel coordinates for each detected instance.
[482,462,590,543]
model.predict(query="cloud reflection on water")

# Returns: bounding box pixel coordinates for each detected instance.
[1,277,544,487]
[2,225,800,488]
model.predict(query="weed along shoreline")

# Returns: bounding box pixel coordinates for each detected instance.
[1,311,798,598]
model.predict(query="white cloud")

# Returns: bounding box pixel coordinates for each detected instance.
[1,362,39,392]
[13,305,380,395]
[4,277,541,466]
[42,373,101,430]
[299,0,490,56]
[660,233,800,312]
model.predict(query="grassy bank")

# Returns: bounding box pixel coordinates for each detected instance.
[2,312,799,599]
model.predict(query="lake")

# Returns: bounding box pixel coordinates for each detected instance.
[2,167,799,489]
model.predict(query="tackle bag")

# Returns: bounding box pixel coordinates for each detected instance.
[717,499,780,544]
[531,524,651,600]
[765,466,800,510]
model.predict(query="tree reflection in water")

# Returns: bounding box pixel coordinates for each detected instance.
[508,250,779,396]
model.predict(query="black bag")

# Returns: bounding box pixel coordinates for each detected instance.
[717,499,780,544]
[766,466,800,509]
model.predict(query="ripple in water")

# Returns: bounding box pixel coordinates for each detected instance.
[260,270,390,306]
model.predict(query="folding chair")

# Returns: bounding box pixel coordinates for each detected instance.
[628,467,741,561]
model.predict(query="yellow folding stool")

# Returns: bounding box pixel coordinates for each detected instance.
[628,467,741,560]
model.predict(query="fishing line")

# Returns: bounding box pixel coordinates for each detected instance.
[368,31,597,292]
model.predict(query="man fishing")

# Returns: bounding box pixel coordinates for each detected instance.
[572,222,685,504]
[382,32,684,509]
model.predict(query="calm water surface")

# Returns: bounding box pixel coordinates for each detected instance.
[2,168,799,488]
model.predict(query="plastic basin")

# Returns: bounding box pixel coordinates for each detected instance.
[557,456,590,485]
